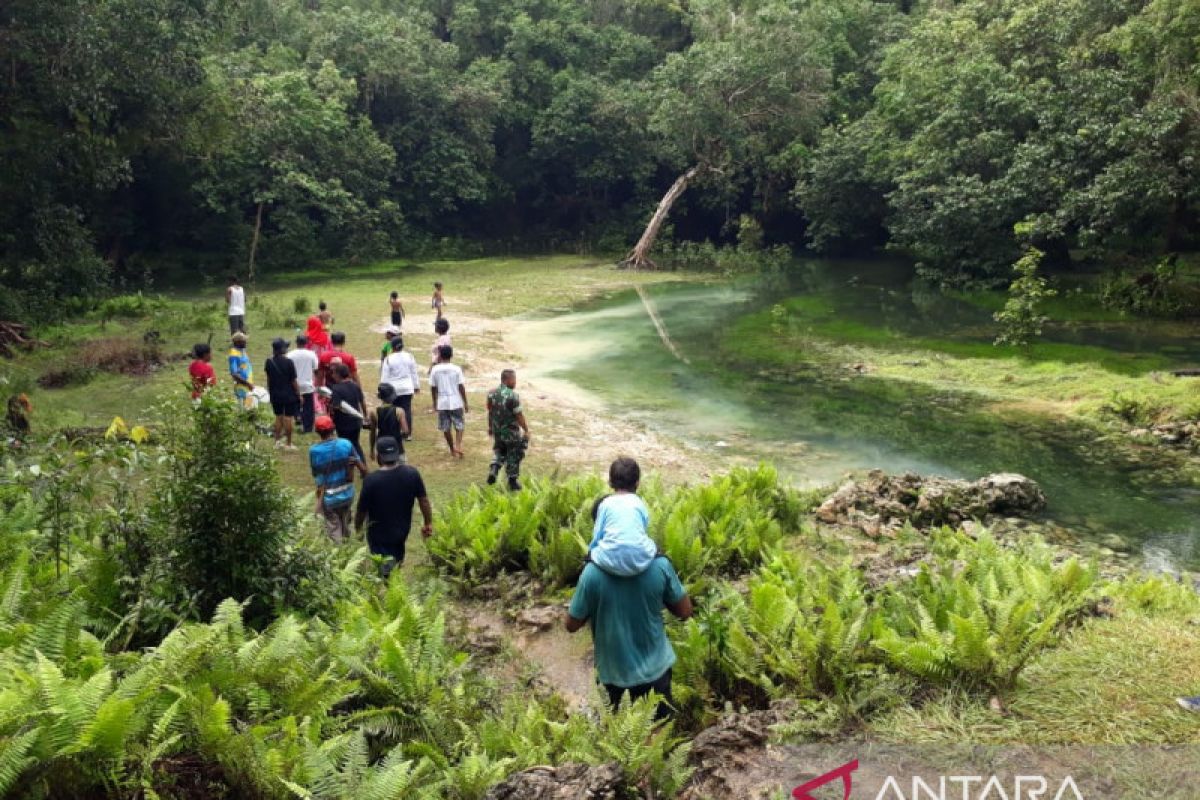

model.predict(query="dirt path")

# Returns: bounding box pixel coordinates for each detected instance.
[376,306,713,483]
[463,603,598,711]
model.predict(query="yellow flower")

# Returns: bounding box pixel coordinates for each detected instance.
[130,425,151,444]
[105,417,129,440]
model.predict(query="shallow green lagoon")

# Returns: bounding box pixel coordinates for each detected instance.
[513,261,1200,569]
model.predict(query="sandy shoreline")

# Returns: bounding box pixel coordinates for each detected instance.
[413,306,716,483]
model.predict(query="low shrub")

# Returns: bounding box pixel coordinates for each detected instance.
[1099,257,1191,318]
[94,292,169,323]
[151,395,310,625]
[671,554,885,728]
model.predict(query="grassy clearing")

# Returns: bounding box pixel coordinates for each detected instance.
[5,255,707,501]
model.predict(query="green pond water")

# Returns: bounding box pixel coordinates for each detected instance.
[512,260,1200,571]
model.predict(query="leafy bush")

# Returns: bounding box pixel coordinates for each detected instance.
[1099,257,1189,317]
[94,292,169,323]
[1099,391,1167,427]
[293,296,312,314]
[249,295,303,329]
[874,531,1097,696]
[430,476,604,586]
[151,395,312,623]
[1107,573,1200,619]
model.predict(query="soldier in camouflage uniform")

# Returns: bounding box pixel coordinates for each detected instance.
[486,369,530,491]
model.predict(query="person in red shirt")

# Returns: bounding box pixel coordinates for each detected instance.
[188,343,217,399]
[306,315,331,355]
[318,331,360,385]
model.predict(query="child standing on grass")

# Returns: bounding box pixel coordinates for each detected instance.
[431,282,446,319]
[588,457,658,576]
[390,291,405,328]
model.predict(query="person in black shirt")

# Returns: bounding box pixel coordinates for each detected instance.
[368,384,409,463]
[328,362,366,462]
[354,436,433,577]
[265,338,301,450]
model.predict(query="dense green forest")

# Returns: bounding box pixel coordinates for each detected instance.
[3,0,1198,319]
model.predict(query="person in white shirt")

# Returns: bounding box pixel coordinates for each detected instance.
[226,275,246,334]
[429,344,468,458]
[380,336,421,438]
[287,334,320,433]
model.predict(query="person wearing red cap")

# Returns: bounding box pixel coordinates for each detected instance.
[309,415,367,542]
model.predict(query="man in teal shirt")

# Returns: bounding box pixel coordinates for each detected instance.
[566,554,692,719]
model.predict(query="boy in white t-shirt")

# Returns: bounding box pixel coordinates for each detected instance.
[588,457,658,577]
[226,275,246,335]
[429,344,467,458]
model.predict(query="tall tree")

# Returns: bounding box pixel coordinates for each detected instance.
[801,0,1200,285]
[0,0,221,318]
[192,52,397,277]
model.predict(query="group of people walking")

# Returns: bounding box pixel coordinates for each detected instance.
[190,277,687,719]
[187,278,532,562]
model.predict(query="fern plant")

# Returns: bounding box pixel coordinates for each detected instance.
[874,531,1097,696]
[671,554,879,731]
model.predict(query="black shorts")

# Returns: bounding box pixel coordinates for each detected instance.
[271,399,300,417]
[391,310,402,326]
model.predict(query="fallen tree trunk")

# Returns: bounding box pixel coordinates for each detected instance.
[621,164,702,270]
[0,321,49,359]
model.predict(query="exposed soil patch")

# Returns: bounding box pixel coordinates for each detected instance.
[38,336,168,388]
[461,602,597,711]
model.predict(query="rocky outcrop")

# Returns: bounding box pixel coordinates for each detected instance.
[1129,421,1200,449]
[484,763,624,800]
[681,702,795,800]
[816,470,1046,537]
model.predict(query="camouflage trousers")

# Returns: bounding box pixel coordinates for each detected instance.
[490,438,526,479]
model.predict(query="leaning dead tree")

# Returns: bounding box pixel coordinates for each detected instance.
[618,5,827,270]
[621,165,703,270]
